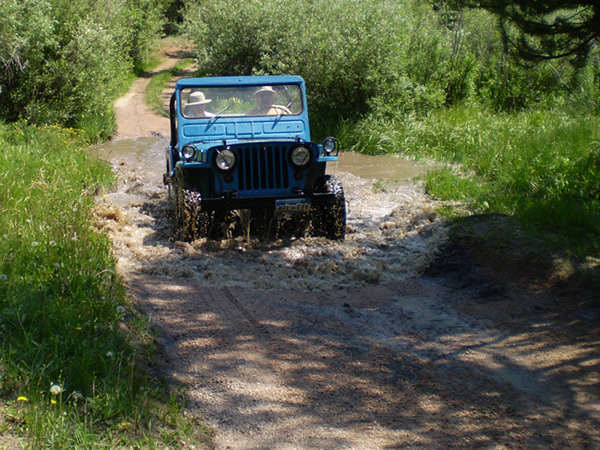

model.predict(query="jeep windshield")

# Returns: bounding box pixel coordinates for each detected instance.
[180,84,304,119]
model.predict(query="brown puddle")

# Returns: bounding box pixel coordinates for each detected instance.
[331,152,439,182]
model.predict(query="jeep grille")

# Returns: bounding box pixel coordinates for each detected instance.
[236,145,290,193]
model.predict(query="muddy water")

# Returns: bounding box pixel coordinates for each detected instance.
[331,151,436,182]
[93,137,448,292]
[94,137,166,207]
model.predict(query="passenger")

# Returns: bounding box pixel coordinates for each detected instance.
[185,91,215,118]
[248,86,291,116]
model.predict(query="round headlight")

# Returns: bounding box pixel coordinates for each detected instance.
[215,148,236,171]
[322,137,337,154]
[290,146,311,167]
[182,145,195,160]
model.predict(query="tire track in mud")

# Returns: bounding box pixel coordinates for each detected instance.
[221,287,276,342]
[135,277,421,445]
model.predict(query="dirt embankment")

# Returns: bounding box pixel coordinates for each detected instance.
[96,43,600,448]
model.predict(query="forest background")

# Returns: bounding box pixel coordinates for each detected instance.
[0,0,599,446]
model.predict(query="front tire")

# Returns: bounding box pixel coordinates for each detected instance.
[177,187,210,240]
[310,175,346,240]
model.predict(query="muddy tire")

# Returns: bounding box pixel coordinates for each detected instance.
[166,161,174,205]
[177,187,210,240]
[310,175,346,240]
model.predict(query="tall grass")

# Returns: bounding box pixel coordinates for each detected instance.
[0,121,210,446]
[339,106,600,256]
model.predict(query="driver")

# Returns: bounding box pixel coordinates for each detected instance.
[184,91,215,118]
[248,86,291,116]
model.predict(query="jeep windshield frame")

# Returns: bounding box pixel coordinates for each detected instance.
[173,76,312,148]
[180,84,304,119]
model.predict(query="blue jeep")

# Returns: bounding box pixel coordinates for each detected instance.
[164,75,346,240]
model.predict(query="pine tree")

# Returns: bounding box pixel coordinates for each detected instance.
[453,1,600,64]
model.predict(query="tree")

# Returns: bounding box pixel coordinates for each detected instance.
[454,1,600,65]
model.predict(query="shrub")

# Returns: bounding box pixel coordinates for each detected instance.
[0,0,166,141]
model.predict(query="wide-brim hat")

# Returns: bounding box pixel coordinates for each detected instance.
[254,86,277,96]
[187,91,212,106]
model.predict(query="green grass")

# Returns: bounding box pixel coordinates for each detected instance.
[145,59,194,116]
[0,121,211,447]
[339,106,600,258]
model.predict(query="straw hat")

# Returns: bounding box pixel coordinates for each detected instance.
[187,91,212,106]
[254,86,277,96]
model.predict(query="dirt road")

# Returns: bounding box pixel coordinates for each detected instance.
[95,44,600,448]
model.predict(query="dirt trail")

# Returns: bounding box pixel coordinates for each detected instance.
[97,44,600,448]
[114,43,196,140]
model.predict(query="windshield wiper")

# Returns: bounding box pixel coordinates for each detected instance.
[209,104,231,124]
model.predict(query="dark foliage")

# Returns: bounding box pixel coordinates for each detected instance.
[455,0,600,64]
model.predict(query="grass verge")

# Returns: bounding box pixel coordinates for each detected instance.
[0,121,212,447]
[339,106,600,264]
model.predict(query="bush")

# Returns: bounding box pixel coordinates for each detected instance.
[0,0,166,141]
[182,0,454,134]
